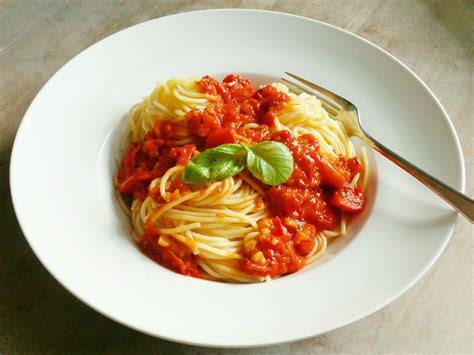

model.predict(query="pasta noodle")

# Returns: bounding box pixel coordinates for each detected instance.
[128,78,219,143]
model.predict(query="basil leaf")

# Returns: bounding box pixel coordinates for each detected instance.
[183,141,294,186]
[245,141,294,186]
[183,144,247,184]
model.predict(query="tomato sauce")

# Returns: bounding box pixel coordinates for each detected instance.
[117,74,366,280]
[242,130,364,278]
[187,75,290,148]
[117,125,196,200]
[139,233,201,277]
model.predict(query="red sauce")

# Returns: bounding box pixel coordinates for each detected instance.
[242,130,365,277]
[117,74,366,280]
[117,124,196,200]
[139,233,201,277]
[242,217,314,278]
[187,75,290,147]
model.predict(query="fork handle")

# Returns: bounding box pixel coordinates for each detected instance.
[361,133,473,223]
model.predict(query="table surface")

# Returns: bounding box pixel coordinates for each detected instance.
[0,0,472,353]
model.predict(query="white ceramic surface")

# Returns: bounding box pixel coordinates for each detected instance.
[10,10,464,347]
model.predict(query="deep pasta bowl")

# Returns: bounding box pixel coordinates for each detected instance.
[10,9,464,347]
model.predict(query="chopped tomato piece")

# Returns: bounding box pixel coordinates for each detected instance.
[272,216,286,235]
[330,184,365,212]
[294,230,314,255]
[205,128,236,148]
[267,186,305,214]
[344,156,363,179]
[118,171,154,195]
[304,194,337,230]
[117,142,140,181]
[153,121,179,139]
[139,233,200,278]
[315,155,347,188]
[252,86,290,126]
[187,106,222,137]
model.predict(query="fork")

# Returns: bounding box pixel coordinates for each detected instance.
[283,72,474,223]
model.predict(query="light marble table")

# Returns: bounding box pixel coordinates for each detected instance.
[0,0,472,353]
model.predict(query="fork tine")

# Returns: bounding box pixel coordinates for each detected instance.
[280,77,340,117]
[285,72,344,111]
[280,78,306,95]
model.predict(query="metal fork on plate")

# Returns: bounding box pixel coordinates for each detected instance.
[283,72,473,223]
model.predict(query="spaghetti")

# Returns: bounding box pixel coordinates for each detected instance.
[116,74,368,282]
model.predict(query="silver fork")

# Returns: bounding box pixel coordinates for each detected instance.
[283,72,473,223]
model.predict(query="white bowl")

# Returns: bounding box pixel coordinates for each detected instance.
[10,9,464,347]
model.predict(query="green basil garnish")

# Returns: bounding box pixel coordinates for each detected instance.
[182,144,247,184]
[245,141,294,186]
[183,141,294,186]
